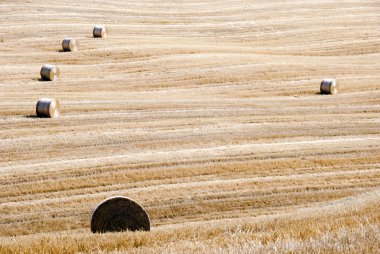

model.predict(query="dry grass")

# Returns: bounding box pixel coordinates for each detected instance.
[1,190,379,253]
[0,0,379,253]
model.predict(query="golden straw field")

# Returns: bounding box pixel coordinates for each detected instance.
[0,0,379,253]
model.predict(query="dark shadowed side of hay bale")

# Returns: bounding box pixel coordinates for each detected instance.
[320,78,338,95]
[62,38,78,52]
[36,98,60,118]
[93,25,107,38]
[40,64,60,81]
[91,196,150,233]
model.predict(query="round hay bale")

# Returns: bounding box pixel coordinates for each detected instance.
[320,78,338,95]
[62,38,78,52]
[93,25,107,38]
[40,64,60,81]
[91,196,150,233]
[36,98,60,118]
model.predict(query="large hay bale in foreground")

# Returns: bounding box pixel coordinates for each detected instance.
[36,98,60,118]
[62,38,78,52]
[320,78,338,95]
[93,25,107,38]
[40,64,60,81]
[91,196,150,233]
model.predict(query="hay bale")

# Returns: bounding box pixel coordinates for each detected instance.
[320,78,338,95]
[36,98,60,118]
[40,64,60,81]
[91,196,150,233]
[93,25,107,38]
[62,38,78,52]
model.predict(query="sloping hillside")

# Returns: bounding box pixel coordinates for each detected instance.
[0,0,379,252]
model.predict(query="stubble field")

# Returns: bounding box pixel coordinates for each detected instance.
[0,0,379,253]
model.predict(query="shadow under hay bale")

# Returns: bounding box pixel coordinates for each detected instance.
[93,25,107,38]
[62,38,78,52]
[91,196,150,233]
[24,115,40,119]
[36,98,60,118]
[320,78,338,95]
[40,64,60,81]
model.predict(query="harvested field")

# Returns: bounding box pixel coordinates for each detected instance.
[0,0,379,253]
